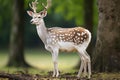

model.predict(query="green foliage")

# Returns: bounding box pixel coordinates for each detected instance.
[25,0,84,25]
[52,0,84,25]
[0,0,98,48]
[25,0,98,26]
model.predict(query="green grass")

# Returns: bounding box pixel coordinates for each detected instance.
[0,49,79,72]
[0,50,8,68]
[25,49,79,71]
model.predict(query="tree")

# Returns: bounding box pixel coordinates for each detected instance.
[92,0,120,72]
[7,0,29,67]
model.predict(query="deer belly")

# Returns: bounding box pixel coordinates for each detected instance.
[58,42,77,52]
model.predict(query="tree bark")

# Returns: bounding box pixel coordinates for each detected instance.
[92,0,120,72]
[7,0,30,67]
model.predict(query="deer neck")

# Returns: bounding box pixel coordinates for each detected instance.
[36,19,47,44]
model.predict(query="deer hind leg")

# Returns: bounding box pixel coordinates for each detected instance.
[78,56,87,78]
[77,56,85,78]
[77,50,87,78]
[51,49,59,77]
[84,50,91,79]
[83,58,87,77]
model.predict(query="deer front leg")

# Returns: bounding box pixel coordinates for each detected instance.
[51,49,59,77]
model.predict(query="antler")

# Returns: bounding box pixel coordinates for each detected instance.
[29,0,38,13]
[42,0,51,10]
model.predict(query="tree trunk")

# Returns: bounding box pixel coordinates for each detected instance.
[92,0,120,72]
[7,0,30,67]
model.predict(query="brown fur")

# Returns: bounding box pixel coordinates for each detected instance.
[47,27,89,45]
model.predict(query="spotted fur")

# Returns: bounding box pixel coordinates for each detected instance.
[47,27,89,45]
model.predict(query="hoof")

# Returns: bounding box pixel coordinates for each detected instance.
[77,75,80,78]
[88,76,91,79]
[52,75,55,77]
[52,74,55,77]
[52,74,59,78]
[56,74,59,77]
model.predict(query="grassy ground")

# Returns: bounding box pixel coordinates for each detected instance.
[25,49,79,71]
[0,49,79,72]
[0,49,120,80]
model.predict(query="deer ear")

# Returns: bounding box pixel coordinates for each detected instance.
[39,11,47,17]
[27,11,33,17]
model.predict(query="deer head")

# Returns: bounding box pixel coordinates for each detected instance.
[27,0,51,25]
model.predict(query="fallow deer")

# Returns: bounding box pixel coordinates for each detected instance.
[27,0,91,78]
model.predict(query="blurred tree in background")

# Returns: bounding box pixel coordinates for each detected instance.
[7,0,30,67]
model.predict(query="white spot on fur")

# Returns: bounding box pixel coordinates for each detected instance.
[81,32,84,36]
[77,33,81,36]
[84,35,87,38]
[81,37,83,40]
